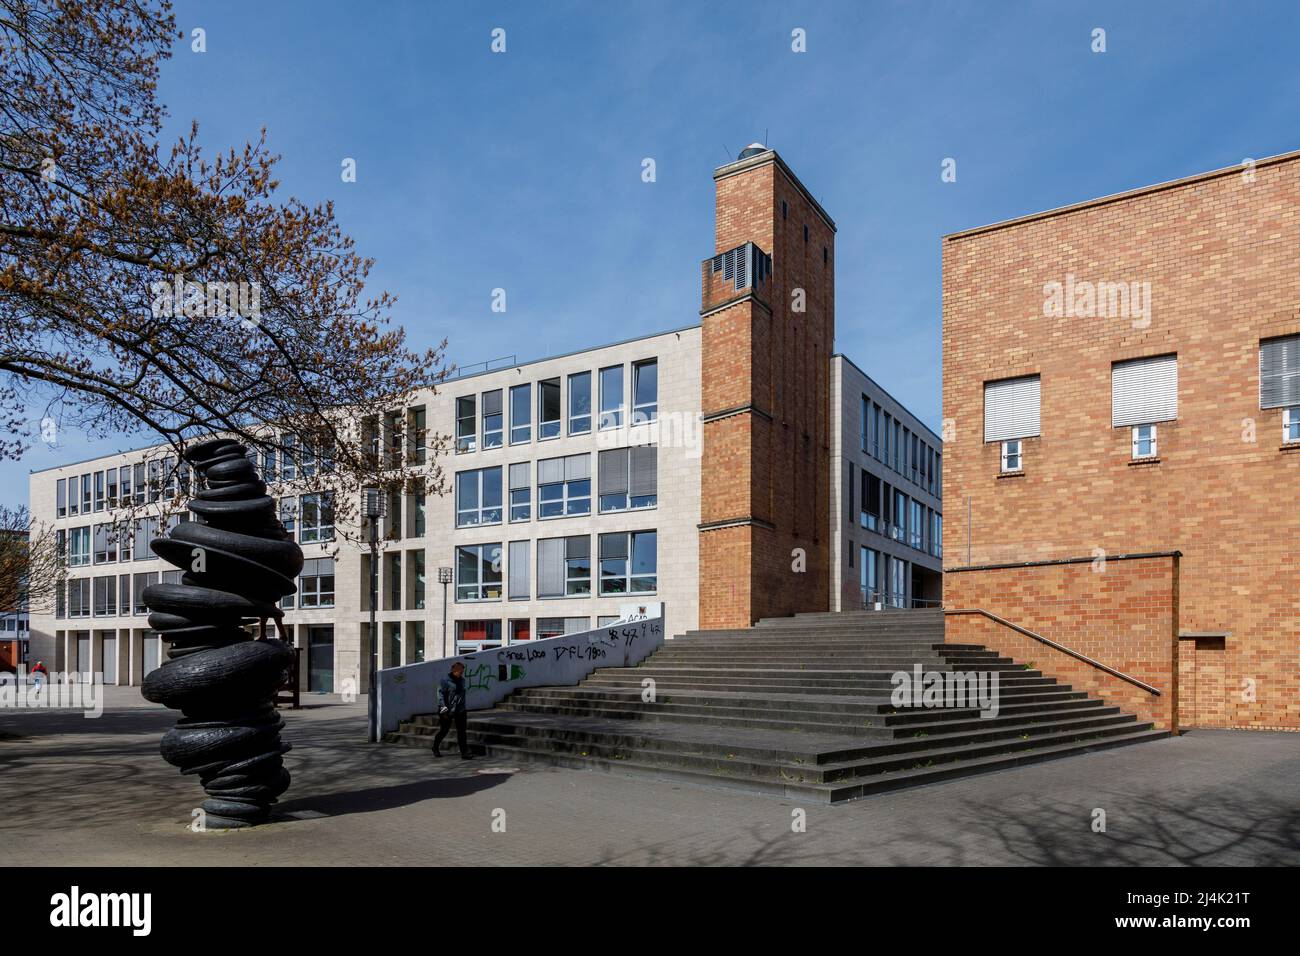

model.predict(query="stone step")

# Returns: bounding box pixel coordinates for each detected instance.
[511,686,1095,719]
[489,694,1110,737]
[435,718,1162,801]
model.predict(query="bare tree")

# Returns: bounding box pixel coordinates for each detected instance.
[0,0,451,531]
[0,504,62,615]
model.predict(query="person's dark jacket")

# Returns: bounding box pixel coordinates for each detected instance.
[437,672,467,714]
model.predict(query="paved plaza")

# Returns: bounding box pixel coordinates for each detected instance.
[1,687,1297,866]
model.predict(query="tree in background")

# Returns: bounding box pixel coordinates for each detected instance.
[0,0,451,537]
[0,505,62,616]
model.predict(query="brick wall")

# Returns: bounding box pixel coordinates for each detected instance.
[700,151,835,627]
[944,555,1179,730]
[942,152,1300,729]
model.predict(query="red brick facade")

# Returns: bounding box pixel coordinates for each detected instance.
[699,151,836,628]
[945,555,1180,731]
[942,152,1300,730]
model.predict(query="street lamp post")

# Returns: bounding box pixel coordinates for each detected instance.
[363,487,387,743]
[438,566,453,657]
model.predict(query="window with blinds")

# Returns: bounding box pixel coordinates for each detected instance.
[1259,334,1300,410]
[538,535,591,598]
[508,540,529,600]
[1112,354,1177,427]
[983,375,1041,443]
[598,446,658,512]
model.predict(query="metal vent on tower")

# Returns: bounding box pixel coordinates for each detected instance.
[737,142,767,160]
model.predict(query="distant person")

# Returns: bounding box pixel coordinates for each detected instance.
[432,661,472,759]
[31,660,47,690]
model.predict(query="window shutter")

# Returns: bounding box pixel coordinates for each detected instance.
[565,535,589,560]
[508,541,529,600]
[599,532,628,560]
[537,538,564,597]
[564,617,590,634]
[537,457,564,484]
[1260,334,1300,409]
[483,390,502,416]
[598,449,628,496]
[509,462,529,489]
[1112,355,1178,427]
[564,453,590,481]
[628,445,657,497]
[983,375,1041,442]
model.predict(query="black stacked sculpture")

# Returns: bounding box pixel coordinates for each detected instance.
[141,438,303,828]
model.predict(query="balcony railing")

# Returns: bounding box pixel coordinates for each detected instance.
[700,241,772,312]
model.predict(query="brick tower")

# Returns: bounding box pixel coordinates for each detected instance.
[698,145,836,628]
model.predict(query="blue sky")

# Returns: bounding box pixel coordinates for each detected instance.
[10,0,1300,506]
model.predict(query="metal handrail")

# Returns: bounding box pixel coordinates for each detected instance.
[860,588,943,610]
[944,607,1162,696]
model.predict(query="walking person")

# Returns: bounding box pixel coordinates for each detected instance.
[30,660,47,691]
[432,661,472,759]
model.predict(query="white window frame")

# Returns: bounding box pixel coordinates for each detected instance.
[538,378,561,440]
[1000,439,1022,473]
[510,383,531,444]
[632,358,658,424]
[1131,424,1158,460]
[568,371,592,435]
[456,467,503,528]
[299,492,335,543]
[455,396,476,454]
[1284,406,1300,444]
[481,390,503,449]
[599,365,624,430]
[456,543,503,602]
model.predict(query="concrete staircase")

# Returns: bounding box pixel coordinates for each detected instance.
[385,609,1168,802]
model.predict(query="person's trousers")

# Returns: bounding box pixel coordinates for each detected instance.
[433,710,468,755]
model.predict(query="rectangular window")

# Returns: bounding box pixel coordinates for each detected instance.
[82,473,92,512]
[910,500,923,550]
[882,413,891,468]
[481,390,503,449]
[119,574,131,615]
[537,454,591,518]
[508,462,530,522]
[1132,424,1158,460]
[456,467,503,527]
[510,383,531,444]
[456,396,476,453]
[508,540,529,600]
[984,374,1042,444]
[280,435,298,481]
[299,492,335,543]
[106,469,118,508]
[599,365,624,430]
[68,578,91,617]
[894,490,907,543]
[536,617,589,639]
[1001,439,1022,472]
[1285,406,1300,444]
[261,446,276,483]
[299,558,335,608]
[92,575,116,616]
[598,446,657,512]
[57,479,67,518]
[861,547,880,604]
[632,359,658,424]
[893,421,902,471]
[68,526,91,567]
[860,397,870,453]
[565,535,590,596]
[93,471,105,512]
[118,465,131,505]
[568,371,592,434]
[872,403,881,458]
[409,407,427,464]
[932,512,943,558]
[132,573,156,615]
[412,550,426,609]
[598,530,657,595]
[1112,354,1178,427]
[538,378,561,440]
[1259,334,1300,410]
[93,524,117,564]
[456,543,503,602]
[860,472,880,531]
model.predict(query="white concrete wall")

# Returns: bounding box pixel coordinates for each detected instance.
[376,617,664,735]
